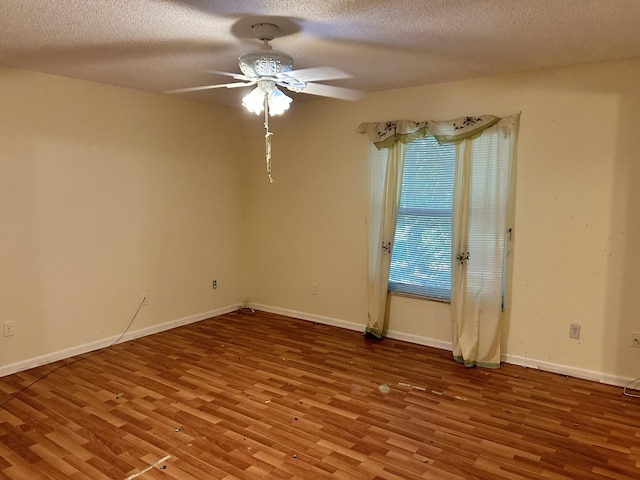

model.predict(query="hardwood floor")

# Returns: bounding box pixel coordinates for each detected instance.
[1,309,640,479]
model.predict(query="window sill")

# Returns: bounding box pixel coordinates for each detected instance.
[388,290,451,304]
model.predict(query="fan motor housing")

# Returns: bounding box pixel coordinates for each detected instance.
[239,50,294,77]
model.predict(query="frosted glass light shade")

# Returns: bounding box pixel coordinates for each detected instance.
[242,86,265,115]
[267,87,292,116]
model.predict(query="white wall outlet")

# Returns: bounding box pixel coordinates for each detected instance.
[212,280,217,289]
[3,321,15,337]
[630,332,640,348]
[312,283,318,295]
[569,323,581,340]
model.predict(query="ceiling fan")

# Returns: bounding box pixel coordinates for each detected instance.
[165,23,363,182]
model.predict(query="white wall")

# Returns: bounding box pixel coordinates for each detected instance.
[244,58,640,382]
[0,67,248,370]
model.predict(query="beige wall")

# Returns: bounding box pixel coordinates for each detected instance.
[0,68,247,368]
[244,58,640,381]
[2,57,640,383]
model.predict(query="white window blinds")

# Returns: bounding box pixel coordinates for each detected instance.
[388,136,455,300]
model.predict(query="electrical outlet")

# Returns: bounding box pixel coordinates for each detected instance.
[569,323,581,340]
[141,292,148,305]
[630,332,640,348]
[3,321,15,337]
[212,280,217,290]
[312,283,318,295]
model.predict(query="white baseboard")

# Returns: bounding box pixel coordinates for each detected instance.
[3,302,633,390]
[385,329,453,351]
[248,303,365,333]
[249,303,634,388]
[500,353,632,387]
[0,304,241,378]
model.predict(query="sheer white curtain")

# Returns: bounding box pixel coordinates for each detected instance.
[451,116,519,367]
[358,115,519,367]
[365,141,405,338]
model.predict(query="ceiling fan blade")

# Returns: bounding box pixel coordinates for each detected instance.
[164,81,255,94]
[207,70,255,82]
[290,82,364,101]
[278,66,352,82]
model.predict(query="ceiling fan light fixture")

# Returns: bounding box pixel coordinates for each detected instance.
[267,87,292,116]
[242,80,292,116]
[242,86,265,115]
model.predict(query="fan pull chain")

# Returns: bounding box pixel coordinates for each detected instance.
[264,96,274,183]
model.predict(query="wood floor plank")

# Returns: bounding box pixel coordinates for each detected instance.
[2,309,640,478]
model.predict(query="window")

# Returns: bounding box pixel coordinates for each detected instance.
[388,136,455,301]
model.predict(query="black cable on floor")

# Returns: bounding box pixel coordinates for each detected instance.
[0,297,145,409]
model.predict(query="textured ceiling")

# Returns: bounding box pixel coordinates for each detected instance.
[1,0,639,107]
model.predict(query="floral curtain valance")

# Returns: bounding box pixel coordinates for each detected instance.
[356,115,501,149]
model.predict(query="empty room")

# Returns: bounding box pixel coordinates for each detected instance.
[2,1,640,479]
